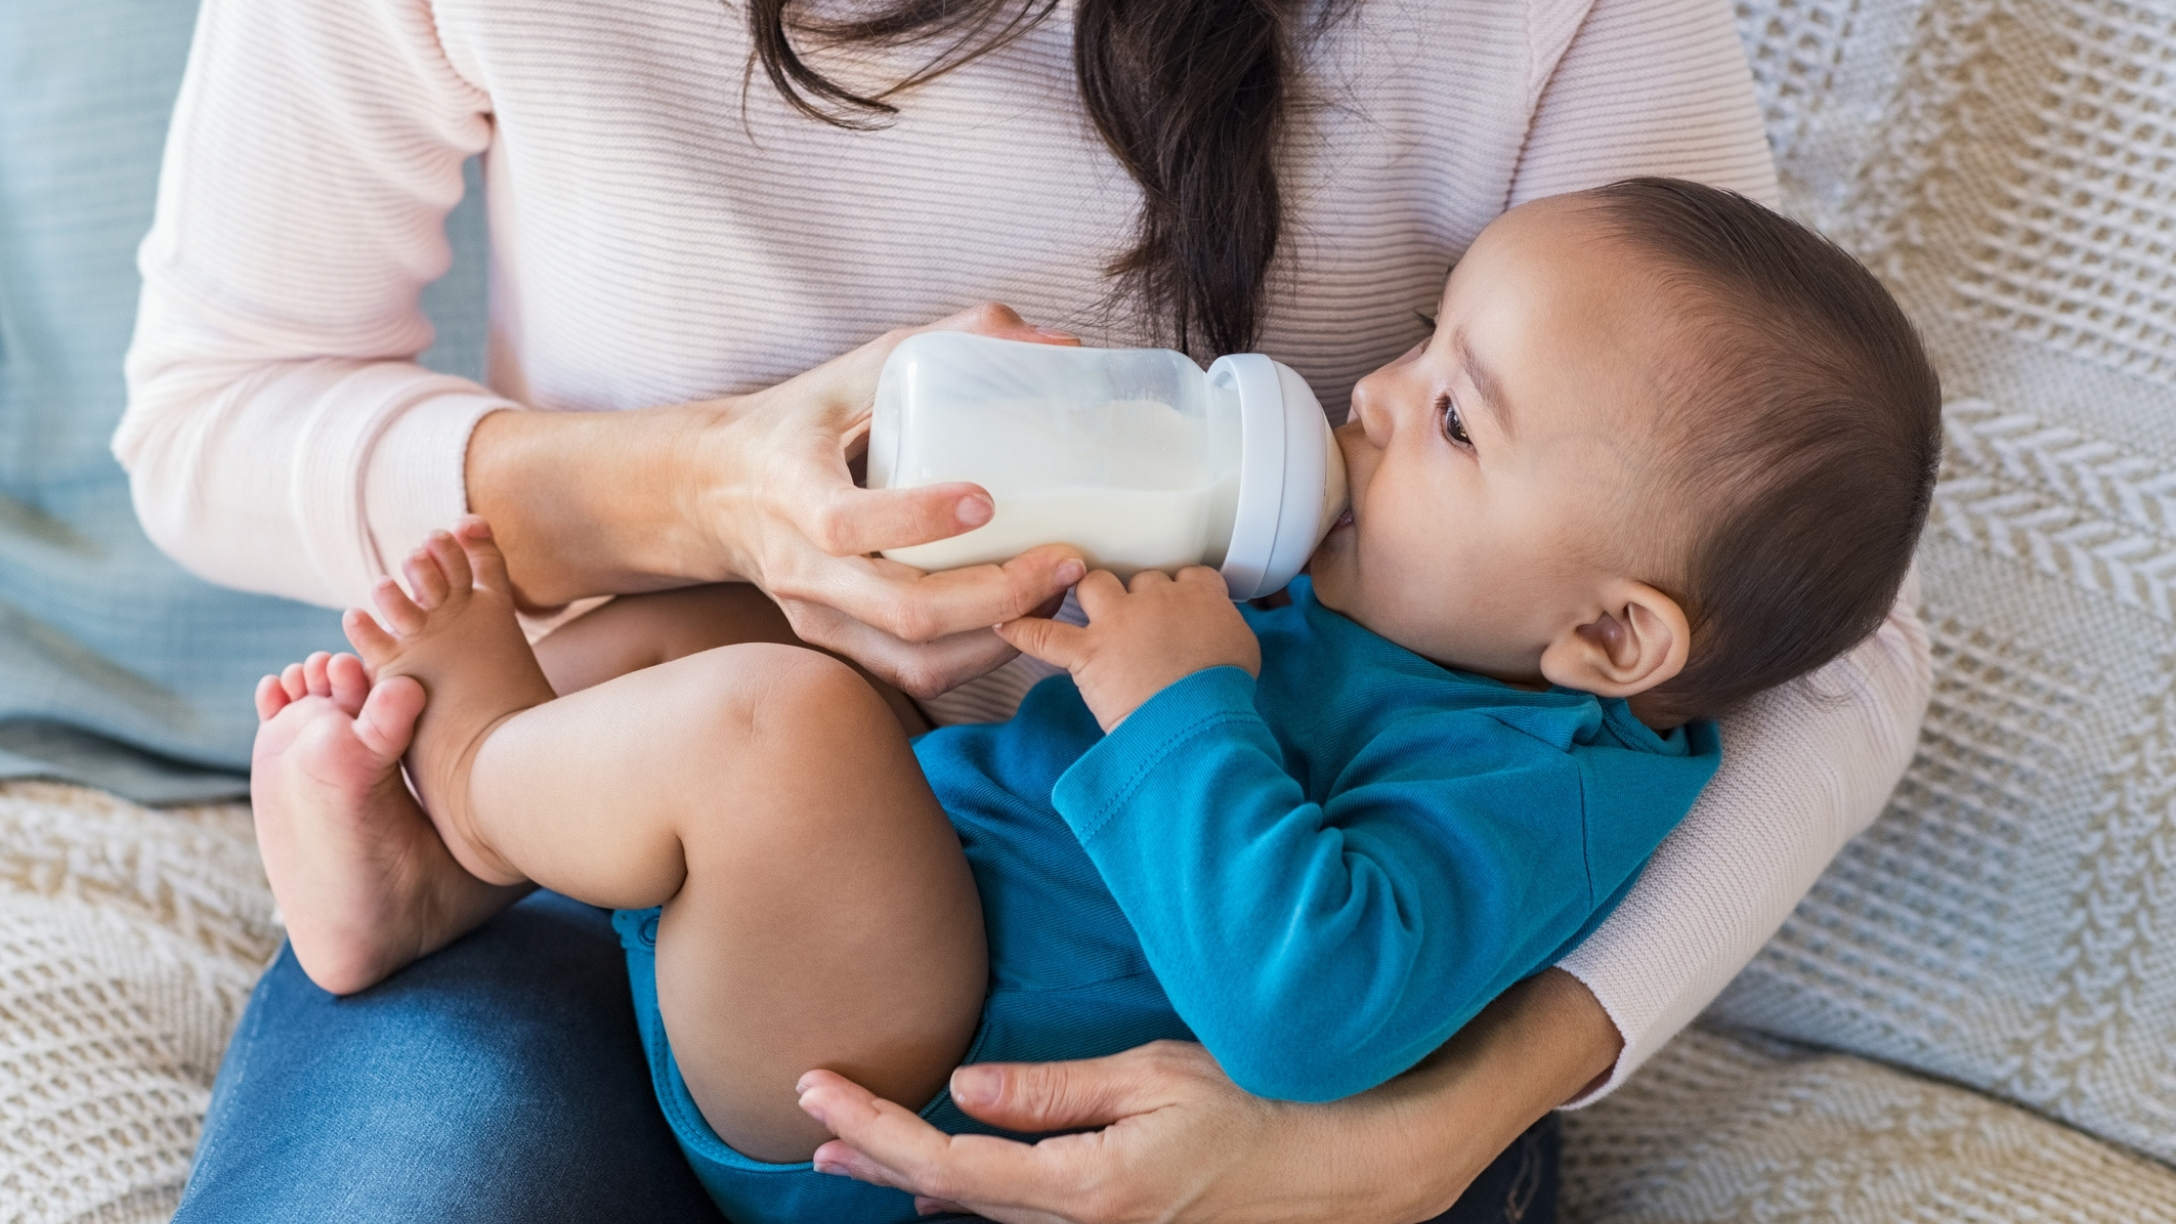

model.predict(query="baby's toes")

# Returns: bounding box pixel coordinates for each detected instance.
[352,676,425,762]
[403,545,451,612]
[255,674,292,722]
[371,575,428,636]
[425,529,475,606]
[302,651,335,698]
[344,607,403,666]
[327,652,373,716]
[453,517,510,594]
[281,662,309,703]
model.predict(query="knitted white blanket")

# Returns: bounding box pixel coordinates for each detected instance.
[0,783,275,1222]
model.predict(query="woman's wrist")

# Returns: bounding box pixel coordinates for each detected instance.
[465,399,738,609]
[1367,969,1622,1217]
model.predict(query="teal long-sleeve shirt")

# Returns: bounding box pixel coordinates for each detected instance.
[922,578,1721,1103]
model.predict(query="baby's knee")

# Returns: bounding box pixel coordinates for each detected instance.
[681,643,889,746]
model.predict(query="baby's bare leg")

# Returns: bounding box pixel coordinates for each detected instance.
[347,521,986,1163]
[533,584,930,733]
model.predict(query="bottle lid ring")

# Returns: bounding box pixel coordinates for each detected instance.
[1209,355,1331,601]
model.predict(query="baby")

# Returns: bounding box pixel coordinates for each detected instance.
[250,178,1939,1222]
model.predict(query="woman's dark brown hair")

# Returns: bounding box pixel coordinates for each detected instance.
[745,0,1306,357]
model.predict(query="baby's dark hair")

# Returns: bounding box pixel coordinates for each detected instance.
[1585,178,1942,722]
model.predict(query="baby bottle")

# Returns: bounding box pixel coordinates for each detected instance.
[866,332,1346,600]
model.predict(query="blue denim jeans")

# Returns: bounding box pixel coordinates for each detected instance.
[176,892,1558,1223]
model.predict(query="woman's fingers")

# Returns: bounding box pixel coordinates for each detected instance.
[920,302,1079,348]
[945,1043,1202,1133]
[789,547,1086,646]
[799,481,995,558]
[777,600,1020,699]
[798,1072,1086,1224]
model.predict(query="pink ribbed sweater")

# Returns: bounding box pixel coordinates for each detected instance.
[118,0,1930,1097]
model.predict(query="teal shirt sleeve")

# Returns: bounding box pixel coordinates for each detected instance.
[1051,666,1608,1103]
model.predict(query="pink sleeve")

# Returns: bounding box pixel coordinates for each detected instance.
[1512,0,1780,207]
[116,0,512,607]
[1558,576,1932,1101]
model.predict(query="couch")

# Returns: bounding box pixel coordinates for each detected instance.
[1,0,2170,1219]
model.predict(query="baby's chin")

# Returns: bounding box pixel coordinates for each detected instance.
[1301,532,1356,610]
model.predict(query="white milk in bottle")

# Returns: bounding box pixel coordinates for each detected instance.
[866,333,1346,599]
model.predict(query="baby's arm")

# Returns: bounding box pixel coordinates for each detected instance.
[1002,571,1613,1103]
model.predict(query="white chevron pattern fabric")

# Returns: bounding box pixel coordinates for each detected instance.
[1563,0,2176,1217]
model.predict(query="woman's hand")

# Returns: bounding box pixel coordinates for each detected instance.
[795,969,1623,1224]
[997,568,1259,731]
[467,304,1088,697]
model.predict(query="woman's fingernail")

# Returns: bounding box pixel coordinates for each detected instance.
[1035,326,1078,341]
[952,1064,1001,1108]
[1056,560,1086,586]
[957,496,993,527]
[813,1160,845,1177]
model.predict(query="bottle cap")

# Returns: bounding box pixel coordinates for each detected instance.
[1209,355,1342,600]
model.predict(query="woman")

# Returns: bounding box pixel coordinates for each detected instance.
[121,0,1931,1217]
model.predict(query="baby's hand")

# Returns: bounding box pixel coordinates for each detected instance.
[996,568,1260,732]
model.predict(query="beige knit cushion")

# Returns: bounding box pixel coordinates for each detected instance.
[0,782,276,1224]
[1564,1025,2176,1223]
[1694,0,2176,1170]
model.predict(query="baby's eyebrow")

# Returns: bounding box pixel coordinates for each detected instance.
[1456,330,1513,441]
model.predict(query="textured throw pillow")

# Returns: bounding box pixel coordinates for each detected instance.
[1699,0,2176,1169]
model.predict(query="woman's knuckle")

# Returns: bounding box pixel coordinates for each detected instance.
[1075,1178,1143,1224]
[896,664,945,699]
[804,508,850,554]
[893,605,944,643]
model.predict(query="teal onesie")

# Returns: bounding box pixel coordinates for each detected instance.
[615,577,1722,1222]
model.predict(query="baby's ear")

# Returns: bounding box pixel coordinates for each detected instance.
[1537,581,1689,700]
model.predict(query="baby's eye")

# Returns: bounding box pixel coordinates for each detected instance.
[1438,394,1472,447]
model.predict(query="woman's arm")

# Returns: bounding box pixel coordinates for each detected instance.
[459,312,1087,694]
[118,0,500,606]
[119,0,1080,692]
[798,968,1618,1224]
[1558,576,1930,1098]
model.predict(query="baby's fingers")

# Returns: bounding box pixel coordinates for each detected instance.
[1072,570,1130,620]
[994,616,1090,671]
[1174,566,1231,598]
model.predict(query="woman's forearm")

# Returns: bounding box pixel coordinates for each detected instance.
[1554,580,1931,1098]
[1361,969,1621,1218]
[465,400,735,609]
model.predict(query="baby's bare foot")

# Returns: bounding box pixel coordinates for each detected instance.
[344,517,557,887]
[250,650,526,994]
